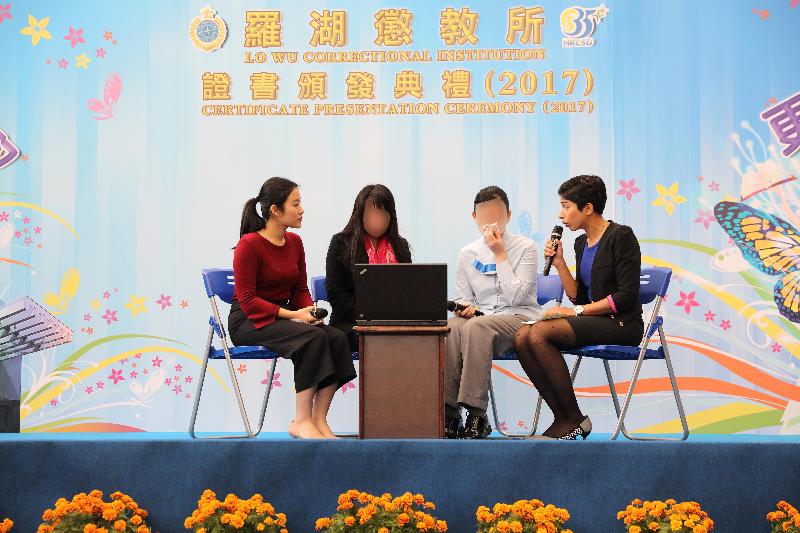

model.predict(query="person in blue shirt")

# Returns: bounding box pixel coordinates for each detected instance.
[514,175,643,440]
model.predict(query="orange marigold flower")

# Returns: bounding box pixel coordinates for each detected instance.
[344,516,356,526]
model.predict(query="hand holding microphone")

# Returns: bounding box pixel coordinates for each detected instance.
[447,300,484,318]
[543,225,564,276]
[293,305,328,324]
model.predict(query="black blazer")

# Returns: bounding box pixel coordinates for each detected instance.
[325,232,412,331]
[570,221,643,326]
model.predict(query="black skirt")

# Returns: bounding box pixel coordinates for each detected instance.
[563,315,644,348]
[228,301,356,393]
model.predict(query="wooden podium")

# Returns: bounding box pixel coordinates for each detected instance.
[354,325,448,439]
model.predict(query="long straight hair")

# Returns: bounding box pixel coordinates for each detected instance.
[239,177,298,238]
[339,184,410,266]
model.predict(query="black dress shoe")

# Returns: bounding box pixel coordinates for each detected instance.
[444,414,463,439]
[558,416,592,440]
[462,413,491,439]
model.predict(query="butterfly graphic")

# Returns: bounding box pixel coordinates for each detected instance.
[715,201,800,322]
[42,268,80,315]
[129,369,164,404]
[87,73,121,120]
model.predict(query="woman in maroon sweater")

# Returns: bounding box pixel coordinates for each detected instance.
[228,177,356,439]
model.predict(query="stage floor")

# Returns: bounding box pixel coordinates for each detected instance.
[2,433,799,532]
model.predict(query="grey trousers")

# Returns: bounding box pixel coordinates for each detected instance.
[445,314,527,412]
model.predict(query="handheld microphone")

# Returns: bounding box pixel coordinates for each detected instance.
[310,307,328,320]
[447,300,484,317]
[543,225,564,276]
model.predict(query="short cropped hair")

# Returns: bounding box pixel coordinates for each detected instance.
[557,175,607,214]
[473,185,510,212]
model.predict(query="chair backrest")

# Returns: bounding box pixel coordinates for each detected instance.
[202,268,235,304]
[537,274,564,305]
[639,267,672,305]
[310,275,327,302]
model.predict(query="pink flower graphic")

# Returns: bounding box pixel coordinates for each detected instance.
[129,370,138,379]
[708,181,720,192]
[261,372,281,387]
[617,179,641,201]
[675,291,699,314]
[720,319,732,331]
[108,368,125,385]
[0,212,7,221]
[57,58,68,69]
[85,386,93,394]
[156,294,172,310]
[694,209,714,229]
[704,310,716,322]
[771,342,782,352]
[340,381,355,394]
[64,26,85,48]
[102,309,117,324]
[95,47,106,58]
[0,4,11,23]
[152,356,162,367]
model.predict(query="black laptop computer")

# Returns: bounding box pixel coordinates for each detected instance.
[354,264,447,326]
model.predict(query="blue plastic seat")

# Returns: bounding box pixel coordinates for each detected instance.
[189,268,280,439]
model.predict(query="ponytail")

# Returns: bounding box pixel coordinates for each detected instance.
[239,197,264,238]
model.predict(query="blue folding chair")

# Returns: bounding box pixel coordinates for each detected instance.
[310,276,328,305]
[488,274,564,437]
[532,266,689,441]
[189,268,280,439]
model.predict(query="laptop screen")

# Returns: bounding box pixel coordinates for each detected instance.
[354,264,447,324]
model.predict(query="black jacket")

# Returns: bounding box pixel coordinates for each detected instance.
[570,221,643,326]
[325,232,412,332]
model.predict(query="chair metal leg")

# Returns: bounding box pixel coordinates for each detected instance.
[608,327,689,441]
[489,377,522,437]
[603,360,631,439]
[490,355,582,438]
[190,325,273,439]
[188,326,215,438]
[252,358,278,436]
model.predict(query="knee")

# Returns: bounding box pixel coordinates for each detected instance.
[524,324,548,349]
[461,316,489,337]
[326,325,346,341]
[307,326,328,344]
[514,325,531,350]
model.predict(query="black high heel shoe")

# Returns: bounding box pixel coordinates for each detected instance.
[558,416,592,440]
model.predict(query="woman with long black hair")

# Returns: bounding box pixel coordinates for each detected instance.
[228,177,356,439]
[325,184,412,350]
